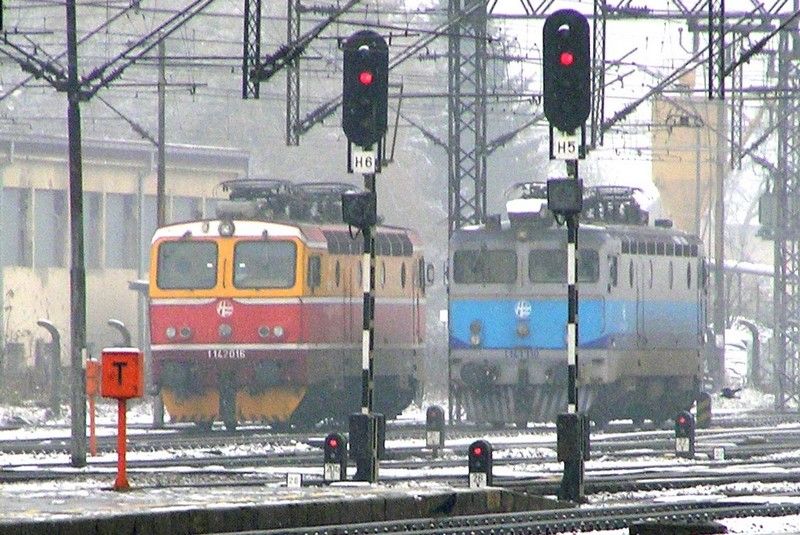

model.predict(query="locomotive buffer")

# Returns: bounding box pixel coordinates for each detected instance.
[543,9,592,503]
[340,30,390,483]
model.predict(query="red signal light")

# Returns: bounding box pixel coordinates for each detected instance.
[358,70,374,85]
[328,438,339,448]
[559,51,575,66]
[472,446,483,457]
[677,416,686,426]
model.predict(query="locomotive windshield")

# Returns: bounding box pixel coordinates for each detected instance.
[157,241,218,289]
[453,248,517,284]
[233,240,297,289]
[529,249,600,283]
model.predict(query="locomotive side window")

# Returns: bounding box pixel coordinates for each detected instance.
[609,256,618,287]
[234,240,297,289]
[307,254,321,288]
[157,241,218,289]
[528,249,599,283]
[453,248,517,284]
[418,257,426,293]
[668,261,674,289]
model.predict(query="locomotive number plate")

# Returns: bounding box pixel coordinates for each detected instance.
[207,349,247,359]
[504,348,537,359]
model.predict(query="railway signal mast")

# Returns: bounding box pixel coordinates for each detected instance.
[542,9,592,503]
[340,30,389,483]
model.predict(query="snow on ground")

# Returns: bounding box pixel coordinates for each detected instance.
[0,378,798,532]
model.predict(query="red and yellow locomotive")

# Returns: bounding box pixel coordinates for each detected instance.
[148,180,426,429]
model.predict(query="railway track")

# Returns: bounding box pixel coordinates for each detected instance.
[2,407,799,456]
[222,499,800,535]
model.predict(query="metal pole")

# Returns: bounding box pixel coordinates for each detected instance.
[66,0,87,468]
[0,163,5,394]
[152,37,167,428]
[157,39,167,227]
[713,98,727,390]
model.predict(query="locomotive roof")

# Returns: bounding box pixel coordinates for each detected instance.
[151,219,423,253]
[451,219,702,248]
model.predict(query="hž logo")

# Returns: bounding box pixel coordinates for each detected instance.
[216,299,234,318]
[515,300,532,320]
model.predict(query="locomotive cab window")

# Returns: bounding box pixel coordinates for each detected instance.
[233,240,297,289]
[157,241,218,290]
[453,248,517,284]
[528,249,599,283]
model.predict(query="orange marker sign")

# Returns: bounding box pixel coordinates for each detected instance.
[101,348,144,399]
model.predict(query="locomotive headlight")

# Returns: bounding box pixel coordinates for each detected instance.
[469,320,482,346]
[516,322,530,338]
[165,326,177,340]
[179,326,192,339]
[258,325,270,339]
[272,325,285,338]
[218,219,235,237]
[218,323,233,339]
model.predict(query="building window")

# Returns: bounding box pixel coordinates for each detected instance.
[172,196,202,223]
[205,198,220,219]
[105,193,137,269]
[34,189,67,268]
[140,195,158,269]
[1,187,32,266]
[83,192,102,269]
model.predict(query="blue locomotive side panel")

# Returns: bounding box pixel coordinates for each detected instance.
[450,298,701,350]
[449,298,608,350]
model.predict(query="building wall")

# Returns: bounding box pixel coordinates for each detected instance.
[0,136,249,370]
[651,96,722,237]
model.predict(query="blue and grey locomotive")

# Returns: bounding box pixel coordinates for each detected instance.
[448,183,707,427]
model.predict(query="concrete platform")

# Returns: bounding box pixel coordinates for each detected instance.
[0,478,564,535]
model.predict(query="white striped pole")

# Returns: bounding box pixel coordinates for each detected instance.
[360,171,378,483]
[567,216,578,415]
[561,160,585,501]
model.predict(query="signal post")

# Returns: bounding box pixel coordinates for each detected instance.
[542,9,592,503]
[340,30,389,483]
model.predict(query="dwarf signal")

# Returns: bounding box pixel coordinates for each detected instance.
[323,432,348,482]
[674,410,696,459]
[467,439,493,487]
